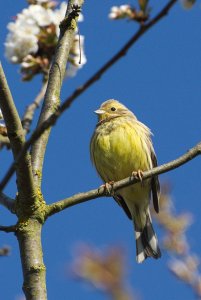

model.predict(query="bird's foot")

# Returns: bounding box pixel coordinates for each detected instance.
[99,181,115,196]
[132,170,144,186]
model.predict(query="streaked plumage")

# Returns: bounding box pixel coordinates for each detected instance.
[90,99,161,263]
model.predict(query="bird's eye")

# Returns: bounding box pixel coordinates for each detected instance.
[111,107,116,111]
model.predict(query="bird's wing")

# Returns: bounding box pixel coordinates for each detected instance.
[151,150,160,213]
[113,194,132,220]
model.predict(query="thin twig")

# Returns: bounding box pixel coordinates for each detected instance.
[0,0,178,191]
[0,82,47,150]
[61,0,177,112]
[0,192,15,213]
[45,142,201,217]
[0,135,10,149]
[22,81,47,134]
[0,123,8,149]
[0,225,16,233]
[0,62,25,156]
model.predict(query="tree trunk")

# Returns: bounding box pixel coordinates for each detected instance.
[16,219,47,300]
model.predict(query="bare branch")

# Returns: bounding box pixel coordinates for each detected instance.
[61,0,178,111]
[0,62,36,201]
[31,0,84,187]
[0,0,178,191]
[0,82,46,152]
[0,165,15,192]
[0,135,10,149]
[0,192,15,213]
[0,225,16,233]
[46,142,201,217]
[0,62,25,156]
[0,82,47,150]
[22,82,47,134]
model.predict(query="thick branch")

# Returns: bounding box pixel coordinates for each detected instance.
[46,142,201,217]
[16,220,46,300]
[0,62,35,202]
[31,0,84,187]
[0,0,178,191]
[0,192,15,213]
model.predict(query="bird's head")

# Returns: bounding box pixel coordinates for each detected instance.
[94,99,135,123]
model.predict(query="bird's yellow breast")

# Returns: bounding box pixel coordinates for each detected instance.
[91,117,152,183]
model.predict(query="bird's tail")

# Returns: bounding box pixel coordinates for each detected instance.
[134,211,161,263]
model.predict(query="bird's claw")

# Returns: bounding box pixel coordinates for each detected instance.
[132,170,144,185]
[99,181,115,196]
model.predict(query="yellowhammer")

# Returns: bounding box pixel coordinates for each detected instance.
[90,99,161,263]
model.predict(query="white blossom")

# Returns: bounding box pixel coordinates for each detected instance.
[71,35,86,67]
[7,18,39,36]
[5,1,86,78]
[0,109,3,120]
[5,4,54,62]
[67,65,79,77]
[53,2,67,25]
[67,35,87,77]
[54,2,84,24]
[5,32,38,63]
[21,57,35,69]
[71,35,83,57]
[36,0,49,3]
[119,4,130,12]
[22,5,54,27]
[108,6,119,19]
[109,4,131,19]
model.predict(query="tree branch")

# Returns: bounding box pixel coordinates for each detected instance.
[61,0,178,111]
[31,0,84,187]
[22,82,47,134]
[45,142,201,218]
[0,62,36,202]
[16,220,46,299]
[0,0,178,191]
[0,62,23,157]
[0,135,10,149]
[0,82,47,150]
[0,225,16,233]
[0,192,15,213]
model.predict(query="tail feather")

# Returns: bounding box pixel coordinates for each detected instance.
[134,212,161,263]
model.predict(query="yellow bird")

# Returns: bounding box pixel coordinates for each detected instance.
[90,99,161,263]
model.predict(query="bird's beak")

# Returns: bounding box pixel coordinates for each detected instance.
[94,109,105,115]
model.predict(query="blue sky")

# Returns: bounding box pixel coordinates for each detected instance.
[0,0,201,299]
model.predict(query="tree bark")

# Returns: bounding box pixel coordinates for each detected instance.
[16,219,47,300]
